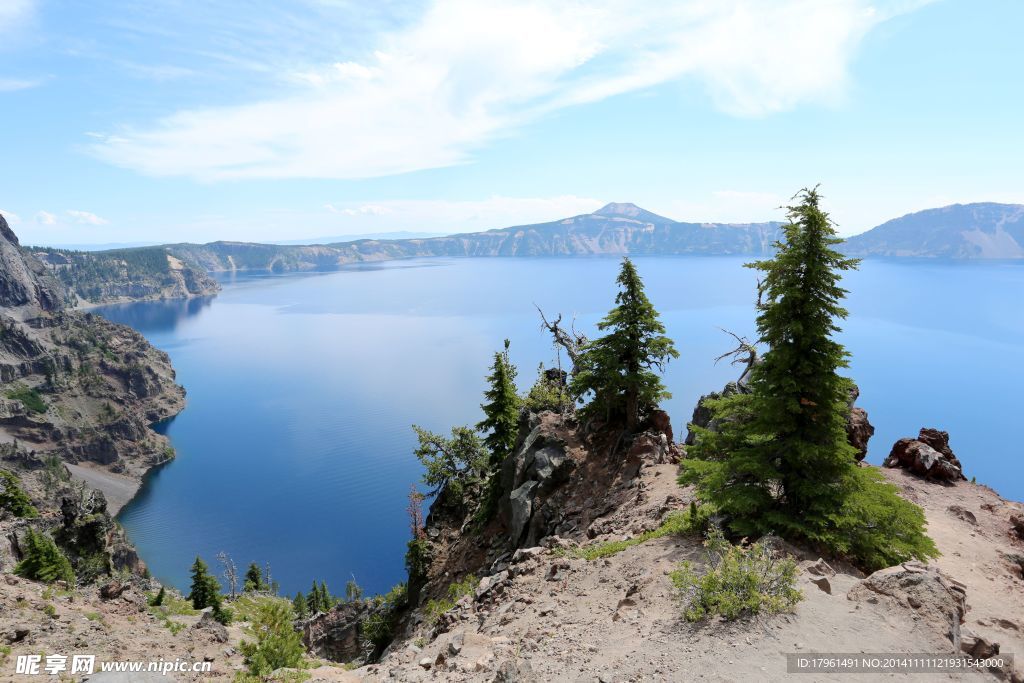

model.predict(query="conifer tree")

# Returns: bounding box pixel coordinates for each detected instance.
[14,527,74,585]
[0,469,38,518]
[188,556,221,610]
[306,581,320,614]
[682,188,937,569]
[477,339,521,467]
[292,591,308,620]
[243,562,264,592]
[570,258,678,431]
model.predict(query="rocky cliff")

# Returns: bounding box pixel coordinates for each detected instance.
[27,243,220,306]
[0,213,185,582]
[842,202,1024,259]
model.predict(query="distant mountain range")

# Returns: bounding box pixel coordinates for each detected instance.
[10,201,1024,300]
[841,202,1024,259]
[163,202,786,272]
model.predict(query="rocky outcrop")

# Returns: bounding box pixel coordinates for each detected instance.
[884,428,966,481]
[302,601,370,663]
[847,562,967,650]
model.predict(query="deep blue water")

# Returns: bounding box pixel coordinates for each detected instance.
[97,257,1024,598]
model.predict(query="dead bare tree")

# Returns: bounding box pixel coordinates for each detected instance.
[535,305,588,373]
[216,552,239,598]
[714,328,760,387]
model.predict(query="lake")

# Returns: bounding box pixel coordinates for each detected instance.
[96,256,1024,598]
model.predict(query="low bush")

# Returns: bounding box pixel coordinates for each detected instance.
[670,528,801,622]
[559,511,688,561]
[424,574,477,626]
[238,600,306,678]
[5,385,46,414]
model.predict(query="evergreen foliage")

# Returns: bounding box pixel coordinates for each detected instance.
[238,600,305,678]
[681,188,937,569]
[14,528,75,586]
[149,586,166,607]
[292,591,308,620]
[522,364,568,414]
[0,469,38,518]
[671,529,802,621]
[570,258,678,431]
[188,556,221,610]
[243,562,266,592]
[411,425,488,500]
[476,339,520,467]
[345,577,362,602]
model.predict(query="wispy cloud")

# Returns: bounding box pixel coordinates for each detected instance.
[91,0,932,182]
[0,77,44,92]
[66,210,110,225]
[325,204,392,216]
[0,209,22,225]
[35,210,57,225]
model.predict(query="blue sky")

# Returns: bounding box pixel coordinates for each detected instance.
[1,0,1022,245]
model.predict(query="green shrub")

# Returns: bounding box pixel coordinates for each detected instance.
[238,600,306,678]
[670,529,801,622]
[14,528,75,586]
[424,575,476,626]
[148,586,166,607]
[5,385,46,414]
[362,582,408,650]
[522,364,567,414]
[405,538,431,582]
[0,469,38,518]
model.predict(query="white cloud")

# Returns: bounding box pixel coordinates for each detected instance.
[0,209,21,225]
[66,210,110,225]
[90,0,932,182]
[0,78,43,92]
[321,195,604,232]
[35,211,57,225]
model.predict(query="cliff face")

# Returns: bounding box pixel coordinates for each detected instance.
[28,244,220,305]
[0,213,185,581]
[162,203,784,272]
[842,202,1024,259]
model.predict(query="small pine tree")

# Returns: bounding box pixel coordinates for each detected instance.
[306,580,320,614]
[149,586,166,607]
[412,425,489,500]
[345,577,362,602]
[188,556,222,610]
[14,528,74,586]
[477,339,520,467]
[239,600,305,678]
[570,258,678,432]
[243,562,264,592]
[293,591,308,620]
[0,469,38,518]
[319,581,333,610]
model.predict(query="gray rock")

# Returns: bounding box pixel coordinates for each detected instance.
[508,481,538,546]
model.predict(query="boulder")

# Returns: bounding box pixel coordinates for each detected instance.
[1010,514,1024,541]
[508,481,538,546]
[192,609,228,643]
[99,580,128,600]
[847,563,967,650]
[646,409,673,444]
[884,429,965,481]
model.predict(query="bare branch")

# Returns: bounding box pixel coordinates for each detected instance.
[536,304,588,372]
[714,328,759,386]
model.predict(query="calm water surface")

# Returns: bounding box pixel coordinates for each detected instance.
[97,257,1024,597]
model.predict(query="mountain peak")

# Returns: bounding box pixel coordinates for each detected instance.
[594,202,644,217]
[593,202,674,224]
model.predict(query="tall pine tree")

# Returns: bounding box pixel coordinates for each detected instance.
[243,562,264,592]
[682,188,937,569]
[570,258,678,432]
[477,339,520,467]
